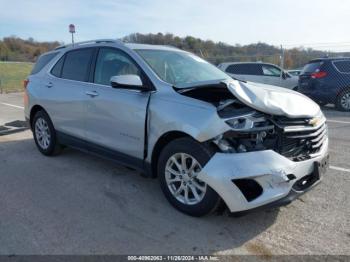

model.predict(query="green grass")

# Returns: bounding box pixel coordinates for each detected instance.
[0,62,33,93]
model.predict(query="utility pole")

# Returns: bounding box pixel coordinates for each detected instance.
[69,24,76,46]
[280,45,285,79]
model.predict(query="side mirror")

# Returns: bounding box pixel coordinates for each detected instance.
[110,75,143,89]
[282,72,288,79]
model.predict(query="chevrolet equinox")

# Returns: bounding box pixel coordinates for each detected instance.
[24,39,329,216]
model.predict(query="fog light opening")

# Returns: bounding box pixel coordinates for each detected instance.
[232,179,263,202]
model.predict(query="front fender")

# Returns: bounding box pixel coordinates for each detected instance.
[146,92,230,162]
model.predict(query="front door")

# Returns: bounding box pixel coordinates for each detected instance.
[85,47,151,161]
[261,64,282,87]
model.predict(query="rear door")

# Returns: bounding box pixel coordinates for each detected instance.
[85,47,151,162]
[44,48,95,139]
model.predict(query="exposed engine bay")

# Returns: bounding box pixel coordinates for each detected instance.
[176,84,327,162]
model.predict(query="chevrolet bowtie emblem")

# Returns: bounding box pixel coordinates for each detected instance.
[309,117,320,127]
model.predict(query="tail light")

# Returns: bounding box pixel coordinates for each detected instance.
[23,79,29,89]
[311,71,327,79]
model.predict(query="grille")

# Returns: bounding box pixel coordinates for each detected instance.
[274,117,327,161]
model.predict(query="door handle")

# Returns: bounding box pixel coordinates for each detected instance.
[85,91,99,97]
[46,82,53,88]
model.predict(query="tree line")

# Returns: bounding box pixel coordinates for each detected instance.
[1,33,349,69]
[123,33,350,69]
[0,37,61,62]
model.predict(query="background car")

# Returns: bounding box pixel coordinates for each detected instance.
[298,57,350,111]
[218,62,299,90]
[287,69,302,76]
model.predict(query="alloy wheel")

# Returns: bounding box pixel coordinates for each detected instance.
[340,91,350,110]
[165,152,207,205]
[35,117,51,150]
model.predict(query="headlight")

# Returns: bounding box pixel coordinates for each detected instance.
[225,112,272,131]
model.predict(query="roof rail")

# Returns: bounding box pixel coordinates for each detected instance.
[54,39,122,50]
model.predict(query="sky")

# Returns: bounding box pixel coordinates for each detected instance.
[0,0,350,51]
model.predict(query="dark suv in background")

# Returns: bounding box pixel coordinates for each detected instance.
[298,58,350,111]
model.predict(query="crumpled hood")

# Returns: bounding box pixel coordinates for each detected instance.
[226,80,320,118]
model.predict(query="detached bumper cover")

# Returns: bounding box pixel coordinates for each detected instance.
[197,138,329,213]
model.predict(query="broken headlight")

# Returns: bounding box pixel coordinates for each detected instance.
[225,112,272,131]
[213,111,275,153]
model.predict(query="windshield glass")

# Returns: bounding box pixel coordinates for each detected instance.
[136,49,230,87]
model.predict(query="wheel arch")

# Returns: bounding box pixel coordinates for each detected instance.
[336,86,350,111]
[150,131,194,178]
[337,86,350,97]
[29,105,47,130]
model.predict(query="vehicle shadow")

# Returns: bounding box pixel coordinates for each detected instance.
[0,135,279,255]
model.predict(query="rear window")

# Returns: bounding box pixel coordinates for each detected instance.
[226,64,262,75]
[31,52,58,75]
[333,60,350,73]
[301,62,323,74]
[51,56,65,77]
[61,48,94,81]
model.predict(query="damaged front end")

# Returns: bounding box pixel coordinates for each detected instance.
[175,80,329,213]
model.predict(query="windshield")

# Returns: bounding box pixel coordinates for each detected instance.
[136,49,230,87]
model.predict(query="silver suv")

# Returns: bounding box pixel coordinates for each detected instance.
[24,39,329,216]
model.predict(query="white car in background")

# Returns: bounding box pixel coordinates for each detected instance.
[287,69,302,76]
[218,62,299,90]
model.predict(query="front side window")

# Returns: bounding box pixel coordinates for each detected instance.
[262,65,281,77]
[94,48,141,85]
[61,48,94,81]
[136,49,229,87]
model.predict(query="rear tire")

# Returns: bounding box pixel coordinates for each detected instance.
[32,110,62,156]
[336,89,350,111]
[158,137,221,217]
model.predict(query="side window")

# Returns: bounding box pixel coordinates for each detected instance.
[262,64,281,77]
[31,52,58,75]
[51,55,65,77]
[246,64,263,75]
[61,48,94,81]
[226,64,241,74]
[333,61,350,73]
[94,48,141,86]
[226,64,262,75]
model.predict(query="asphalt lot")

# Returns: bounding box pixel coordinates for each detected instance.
[0,92,349,255]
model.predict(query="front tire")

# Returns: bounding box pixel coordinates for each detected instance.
[32,110,62,156]
[336,89,350,111]
[158,137,221,216]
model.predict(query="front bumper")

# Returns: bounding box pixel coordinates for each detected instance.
[197,138,329,213]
